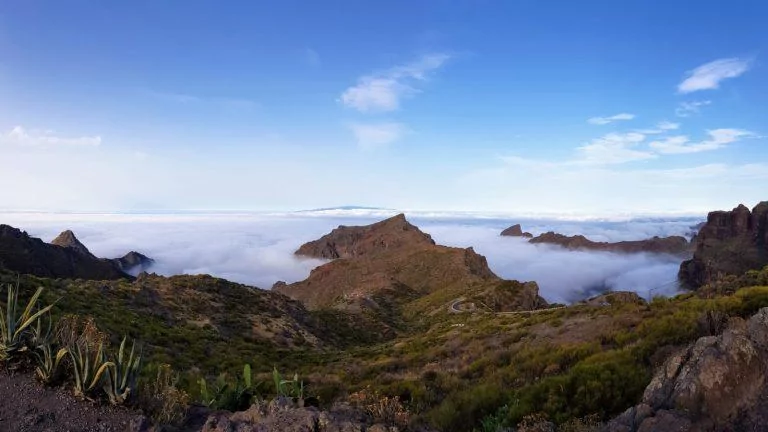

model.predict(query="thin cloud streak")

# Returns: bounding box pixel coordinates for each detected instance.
[339,53,450,112]
[678,57,751,93]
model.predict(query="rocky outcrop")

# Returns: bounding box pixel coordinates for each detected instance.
[295,213,435,259]
[679,202,768,289]
[604,307,768,431]
[112,251,154,274]
[0,225,128,280]
[529,231,691,256]
[500,224,533,238]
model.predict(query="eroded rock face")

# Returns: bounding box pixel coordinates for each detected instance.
[500,224,533,238]
[529,232,691,256]
[604,307,768,431]
[679,202,768,289]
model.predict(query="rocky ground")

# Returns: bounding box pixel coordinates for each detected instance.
[0,371,145,432]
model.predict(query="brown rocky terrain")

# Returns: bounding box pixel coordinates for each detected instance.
[500,224,533,238]
[277,215,546,319]
[0,225,129,280]
[679,202,768,289]
[605,307,768,431]
[528,231,691,255]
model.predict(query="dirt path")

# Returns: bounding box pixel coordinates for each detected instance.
[0,370,146,432]
[449,298,566,315]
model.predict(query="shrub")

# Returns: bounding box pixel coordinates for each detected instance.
[139,363,190,424]
[199,364,260,411]
[349,387,410,428]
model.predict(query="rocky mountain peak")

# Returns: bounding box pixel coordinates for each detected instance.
[50,230,95,258]
[500,224,533,238]
[294,213,435,259]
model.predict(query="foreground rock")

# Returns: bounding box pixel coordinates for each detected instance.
[201,398,405,432]
[529,231,691,256]
[500,224,533,238]
[679,202,768,289]
[604,307,768,431]
[0,225,129,280]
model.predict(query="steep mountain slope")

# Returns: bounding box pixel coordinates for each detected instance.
[0,225,128,280]
[680,202,768,289]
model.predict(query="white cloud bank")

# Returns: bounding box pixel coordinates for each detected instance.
[0,213,702,304]
[339,53,450,112]
[678,57,751,93]
[587,113,635,125]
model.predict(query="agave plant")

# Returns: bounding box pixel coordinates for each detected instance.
[198,364,259,411]
[0,284,55,362]
[31,313,68,385]
[103,336,142,405]
[69,340,113,398]
[273,366,304,400]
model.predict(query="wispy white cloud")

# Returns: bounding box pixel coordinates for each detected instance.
[587,113,635,125]
[348,122,407,149]
[675,100,711,117]
[678,57,751,93]
[339,53,450,112]
[147,90,258,109]
[649,128,755,154]
[636,121,680,134]
[1,126,101,148]
[577,132,655,164]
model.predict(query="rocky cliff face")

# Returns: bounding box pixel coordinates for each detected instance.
[604,307,768,431]
[0,225,153,281]
[679,202,768,289]
[500,224,533,238]
[295,213,435,259]
[529,231,691,255]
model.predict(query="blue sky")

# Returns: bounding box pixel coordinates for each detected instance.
[1,1,766,215]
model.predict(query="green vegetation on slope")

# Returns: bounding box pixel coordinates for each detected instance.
[4,268,768,431]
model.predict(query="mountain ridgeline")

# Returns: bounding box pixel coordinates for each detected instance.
[501,223,692,256]
[0,225,152,280]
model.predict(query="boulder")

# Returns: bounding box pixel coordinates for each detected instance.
[604,307,768,431]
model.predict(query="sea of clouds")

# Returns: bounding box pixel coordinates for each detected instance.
[0,210,704,304]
